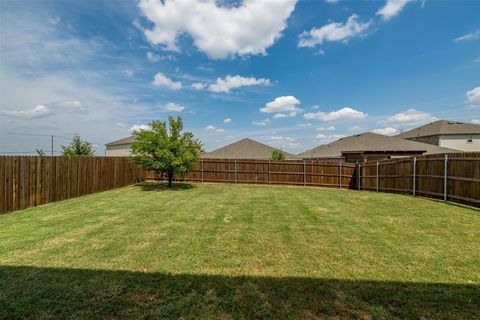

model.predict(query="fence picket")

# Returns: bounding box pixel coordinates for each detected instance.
[1,152,478,214]
[1,156,144,214]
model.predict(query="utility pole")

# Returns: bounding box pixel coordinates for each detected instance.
[51,135,54,156]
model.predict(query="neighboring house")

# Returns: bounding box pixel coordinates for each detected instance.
[105,136,134,156]
[396,120,480,152]
[203,138,299,160]
[300,132,455,163]
[105,136,298,160]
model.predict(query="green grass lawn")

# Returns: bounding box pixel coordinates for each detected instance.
[1,182,479,319]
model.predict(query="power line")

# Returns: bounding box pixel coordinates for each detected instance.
[6,132,72,140]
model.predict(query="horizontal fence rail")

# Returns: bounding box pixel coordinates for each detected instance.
[1,153,478,214]
[147,154,479,208]
[0,156,144,214]
[145,159,358,189]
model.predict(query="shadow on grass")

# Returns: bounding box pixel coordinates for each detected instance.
[138,181,196,192]
[1,266,479,319]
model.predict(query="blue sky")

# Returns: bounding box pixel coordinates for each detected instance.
[1,0,479,155]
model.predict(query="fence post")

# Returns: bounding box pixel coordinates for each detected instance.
[339,162,342,189]
[268,160,271,186]
[201,159,204,183]
[412,157,416,196]
[376,161,379,192]
[303,160,306,187]
[444,154,448,201]
[358,164,361,190]
[234,159,237,184]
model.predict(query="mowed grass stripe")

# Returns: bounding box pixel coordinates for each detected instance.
[0,182,479,318]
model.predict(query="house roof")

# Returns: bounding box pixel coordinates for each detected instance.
[396,120,480,139]
[300,132,456,159]
[105,136,134,146]
[202,138,299,159]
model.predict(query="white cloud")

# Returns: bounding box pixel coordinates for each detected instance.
[191,82,207,90]
[272,113,286,119]
[349,126,363,132]
[325,0,340,3]
[49,16,61,25]
[269,135,300,148]
[376,0,411,21]
[304,107,367,121]
[129,124,151,132]
[147,51,176,62]
[372,127,399,136]
[205,125,225,132]
[379,109,436,125]
[47,100,87,113]
[116,122,127,128]
[466,86,480,105]
[124,69,134,77]
[260,96,301,118]
[1,105,52,119]
[0,7,163,155]
[207,75,271,93]
[162,102,185,112]
[315,134,345,142]
[454,29,480,43]
[147,52,160,62]
[472,119,480,125]
[152,72,182,90]
[317,125,336,131]
[223,118,232,123]
[138,0,297,59]
[298,14,371,48]
[252,119,271,126]
[297,122,312,127]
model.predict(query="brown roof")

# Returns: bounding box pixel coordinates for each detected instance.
[202,138,299,159]
[300,132,456,159]
[105,136,134,146]
[396,120,480,139]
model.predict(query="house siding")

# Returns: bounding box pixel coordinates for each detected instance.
[105,144,132,156]
[439,134,480,151]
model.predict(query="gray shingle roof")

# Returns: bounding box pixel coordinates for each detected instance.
[105,136,134,146]
[202,138,299,159]
[396,120,480,139]
[300,132,456,159]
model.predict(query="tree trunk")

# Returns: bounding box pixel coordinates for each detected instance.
[167,171,174,188]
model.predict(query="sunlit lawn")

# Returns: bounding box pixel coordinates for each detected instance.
[1,182,479,319]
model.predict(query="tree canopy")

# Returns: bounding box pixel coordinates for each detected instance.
[130,117,202,187]
[270,150,286,161]
[61,134,94,157]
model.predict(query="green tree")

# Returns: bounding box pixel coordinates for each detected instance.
[270,150,286,161]
[36,149,46,156]
[61,134,94,157]
[130,117,202,188]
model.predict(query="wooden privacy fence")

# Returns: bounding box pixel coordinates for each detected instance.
[0,156,144,214]
[146,155,479,208]
[1,153,478,214]
[358,152,480,207]
[145,159,357,188]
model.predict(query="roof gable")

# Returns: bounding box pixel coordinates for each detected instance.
[203,138,299,159]
[300,132,455,158]
[396,120,480,139]
[105,136,134,146]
